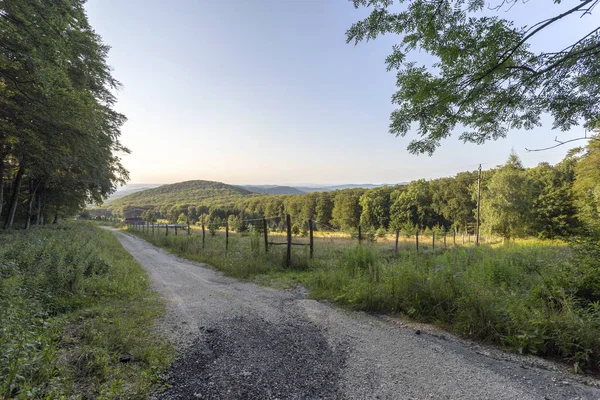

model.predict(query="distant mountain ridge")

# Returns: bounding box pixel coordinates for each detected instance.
[239,185,305,195]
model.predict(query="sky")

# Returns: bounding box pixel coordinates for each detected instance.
[84,0,597,186]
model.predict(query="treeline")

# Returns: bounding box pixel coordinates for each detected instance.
[121,139,600,241]
[0,0,127,228]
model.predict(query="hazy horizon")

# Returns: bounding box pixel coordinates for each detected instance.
[85,0,596,186]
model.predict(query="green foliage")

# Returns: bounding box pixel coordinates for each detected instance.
[347,0,599,154]
[573,134,600,230]
[480,153,535,240]
[0,0,129,227]
[0,223,173,398]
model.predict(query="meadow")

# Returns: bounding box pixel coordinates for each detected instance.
[127,224,600,373]
[0,223,173,399]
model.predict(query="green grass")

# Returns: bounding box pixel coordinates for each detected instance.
[128,225,600,373]
[0,223,174,399]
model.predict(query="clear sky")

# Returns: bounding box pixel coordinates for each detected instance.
[84,0,597,186]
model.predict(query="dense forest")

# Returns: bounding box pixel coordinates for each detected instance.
[0,0,128,228]
[98,143,600,241]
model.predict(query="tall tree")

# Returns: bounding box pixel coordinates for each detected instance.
[480,152,534,240]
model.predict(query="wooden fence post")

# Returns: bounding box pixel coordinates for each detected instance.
[416,230,419,253]
[432,231,435,251]
[187,221,190,235]
[309,219,314,259]
[286,214,292,267]
[263,218,269,254]
[444,232,447,249]
[358,225,362,244]
[225,222,229,252]
[152,223,155,236]
[175,224,178,236]
[166,224,168,236]
[395,229,400,255]
[453,229,456,247]
[202,218,205,249]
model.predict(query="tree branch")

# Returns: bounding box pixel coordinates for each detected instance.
[525,136,600,152]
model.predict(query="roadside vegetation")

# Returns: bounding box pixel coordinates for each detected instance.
[0,223,173,399]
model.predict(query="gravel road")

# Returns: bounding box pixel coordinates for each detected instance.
[107,228,600,400]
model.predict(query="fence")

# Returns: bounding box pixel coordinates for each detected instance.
[125,214,494,268]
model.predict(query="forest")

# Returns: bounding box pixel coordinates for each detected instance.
[101,144,599,243]
[0,0,128,228]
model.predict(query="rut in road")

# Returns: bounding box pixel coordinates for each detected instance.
[106,228,600,400]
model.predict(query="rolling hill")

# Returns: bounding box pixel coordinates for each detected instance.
[240,185,305,195]
[102,180,258,216]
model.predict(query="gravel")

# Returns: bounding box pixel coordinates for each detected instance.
[107,228,600,400]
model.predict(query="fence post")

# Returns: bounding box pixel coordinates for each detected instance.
[187,221,190,236]
[453,229,456,247]
[152,223,155,236]
[444,231,447,249]
[462,231,465,244]
[309,219,314,259]
[358,225,362,244]
[432,231,435,251]
[263,218,269,254]
[166,224,168,236]
[416,230,419,253]
[395,229,400,255]
[175,224,178,236]
[201,218,205,249]
[225,222,229,252]
[286,214,292,267]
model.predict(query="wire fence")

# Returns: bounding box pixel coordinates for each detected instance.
[125,213,496,268]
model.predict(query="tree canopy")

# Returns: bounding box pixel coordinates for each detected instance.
[347,0,600,154]
[0,0,128,227]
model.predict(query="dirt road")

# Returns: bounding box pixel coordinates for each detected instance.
[107,228,600,400]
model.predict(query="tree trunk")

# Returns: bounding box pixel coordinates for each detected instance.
[25,180,36,230]
[0,154,4,219]
[36,194,43,226]
[4,163,25,229]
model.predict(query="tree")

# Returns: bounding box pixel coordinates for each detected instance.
[348,0,600,154]
[527,160,578,238]
[389,179,433,231]
[572,133,600,230]
[480,153,534,240]
[331,189,364,230]
[141,210,156,223]
[359,186,393,229]
[0,0,128,227]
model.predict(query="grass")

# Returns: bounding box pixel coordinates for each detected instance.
[127,224,600,374]
[0,222,174,399]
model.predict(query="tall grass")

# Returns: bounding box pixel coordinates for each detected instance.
[129,226,600,373]
[0,223,173,399]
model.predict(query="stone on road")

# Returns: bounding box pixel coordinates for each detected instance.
[106,228,600,400]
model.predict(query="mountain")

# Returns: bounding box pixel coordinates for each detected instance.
[295,183,402,192]
[103,180,256,215]
[240,185,305,195]
[106,184,163,202]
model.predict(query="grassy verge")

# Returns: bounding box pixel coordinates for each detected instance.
[0,223,173,399]
[128,226,600,373]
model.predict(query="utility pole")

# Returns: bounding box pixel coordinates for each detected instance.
[476,164,482,246]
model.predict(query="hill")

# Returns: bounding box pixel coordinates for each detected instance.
[103,180,257,217]
[240,185,305,195]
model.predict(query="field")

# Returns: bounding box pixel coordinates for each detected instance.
[126,224,600,373]
[0,223,173,399]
